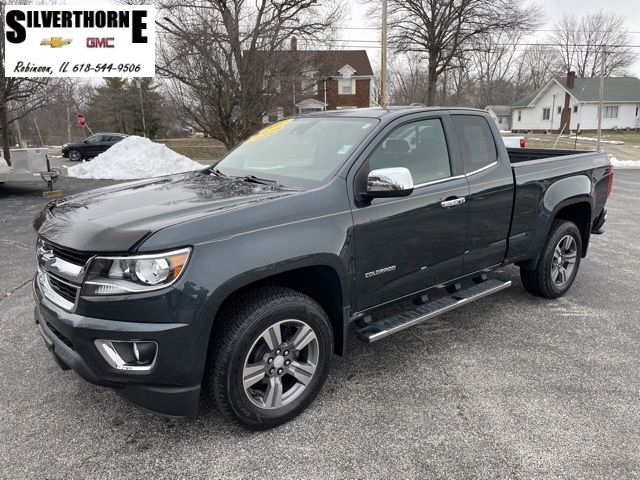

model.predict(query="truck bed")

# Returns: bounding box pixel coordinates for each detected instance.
[507,147,591,164]
[504,147,611,267]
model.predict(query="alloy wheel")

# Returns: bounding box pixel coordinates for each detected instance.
[551,234,578,286]
[68,149,82,161]
[242,319,319,410]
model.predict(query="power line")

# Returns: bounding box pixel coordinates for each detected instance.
[337,26,640,35]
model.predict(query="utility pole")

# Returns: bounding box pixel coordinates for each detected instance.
[66,103,71,144]
[596,48,607,151]
[137,80,147,138]
[380,0,388,107]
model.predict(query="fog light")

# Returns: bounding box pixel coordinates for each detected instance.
[95,340,158,371]
[133,342,156,365]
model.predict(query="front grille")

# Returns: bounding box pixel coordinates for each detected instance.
[48,242,93,266]
[47,273,79,304]
[45,320,73,349]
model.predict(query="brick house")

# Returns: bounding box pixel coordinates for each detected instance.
[262,39,374,123]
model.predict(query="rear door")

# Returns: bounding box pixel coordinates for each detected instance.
[95,135,117,155]
[451,113,514,274]
[351,113,470,311]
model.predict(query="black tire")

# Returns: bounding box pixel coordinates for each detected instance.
[519,220,582,299]
[205,287,333,430]
[68,149,82,162]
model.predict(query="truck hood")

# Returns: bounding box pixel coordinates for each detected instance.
[34,171,298,252]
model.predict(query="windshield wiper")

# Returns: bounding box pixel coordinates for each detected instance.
[240,175,279,187]
[210,167,226,177]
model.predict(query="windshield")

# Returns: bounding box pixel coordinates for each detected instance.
[215,117,377,187]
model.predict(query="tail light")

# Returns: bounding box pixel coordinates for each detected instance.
[606,166,614,198]
[519,138,526,148]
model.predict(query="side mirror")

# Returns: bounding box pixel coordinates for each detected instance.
[365,167,414,199]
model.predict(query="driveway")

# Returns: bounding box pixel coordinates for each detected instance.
[1,172,638,479]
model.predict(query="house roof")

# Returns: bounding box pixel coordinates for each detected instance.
[513,76,640,108]
[296,98,327,109]
[512,85,547,108]
[253,49,374,77]
[556,76,640,102]
[486,105,511,116]
[306,50,373,76]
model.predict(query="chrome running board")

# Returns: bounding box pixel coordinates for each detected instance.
[356,279,512,343]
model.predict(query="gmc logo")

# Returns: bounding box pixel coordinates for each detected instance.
[86,37,114,48]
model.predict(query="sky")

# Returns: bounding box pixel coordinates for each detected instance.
[343,0,640,77]
[71,0,640,77]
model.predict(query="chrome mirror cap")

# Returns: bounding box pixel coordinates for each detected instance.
[366,167,414,198]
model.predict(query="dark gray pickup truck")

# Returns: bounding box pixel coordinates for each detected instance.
[32,107,613,429]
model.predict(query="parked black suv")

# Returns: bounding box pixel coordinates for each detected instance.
[62,133,127,161]
[33,107,612,429]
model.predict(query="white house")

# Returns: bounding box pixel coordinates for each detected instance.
[485,105,511,130]
[511,72,640,132]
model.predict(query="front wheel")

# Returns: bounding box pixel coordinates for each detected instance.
[206,287,333,430]
[67,148,82,162]
[520,220,582,298]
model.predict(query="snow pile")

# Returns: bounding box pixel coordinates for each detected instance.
[610,157,640,169]
[67,136,204,180]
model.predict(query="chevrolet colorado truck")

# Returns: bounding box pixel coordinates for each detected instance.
[32,107,613,430]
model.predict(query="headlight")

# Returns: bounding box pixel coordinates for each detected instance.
[82,247,191,295]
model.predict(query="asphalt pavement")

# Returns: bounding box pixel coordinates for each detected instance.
[0,172,639,479]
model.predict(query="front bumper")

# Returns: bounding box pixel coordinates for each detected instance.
[33,276,203,417]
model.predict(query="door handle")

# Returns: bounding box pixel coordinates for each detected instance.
[440,197,466,208]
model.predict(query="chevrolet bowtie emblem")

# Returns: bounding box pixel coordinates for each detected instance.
[41,37,72,48]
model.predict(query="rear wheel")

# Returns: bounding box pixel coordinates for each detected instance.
[68,148,82,162]
[519,220,582,299]
[206,287,333,430]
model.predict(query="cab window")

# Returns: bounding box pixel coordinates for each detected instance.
[368,118,452,185]
[453,115,497,173]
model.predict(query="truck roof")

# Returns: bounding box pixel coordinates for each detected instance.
[303,106,487,120]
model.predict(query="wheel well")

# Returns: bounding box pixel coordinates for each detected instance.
[554,202,591,256]
[212,266,345,355]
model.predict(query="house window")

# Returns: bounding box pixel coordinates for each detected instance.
[302,77,318,95]
[263,107,283,124]
[339,78,356,95]
[542,108,551,121]
[301,68,318,95]
[603,106,619,119]
[573,105,578,113]
[557,106,562,114]
[518,110,522,122]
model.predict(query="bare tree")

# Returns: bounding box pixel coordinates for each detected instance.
[388,52,429,105]
[469,31,523,107]
[513,44,563,95]
[0,1,55,164]
[156,0,343,149]
[550,12,635,77]
[377,0,539,106]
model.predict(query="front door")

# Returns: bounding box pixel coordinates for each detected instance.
[352,114,470,311]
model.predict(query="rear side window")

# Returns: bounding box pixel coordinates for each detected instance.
[453,115,497,174]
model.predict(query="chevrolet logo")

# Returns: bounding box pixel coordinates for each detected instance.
[41,37,72,48]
